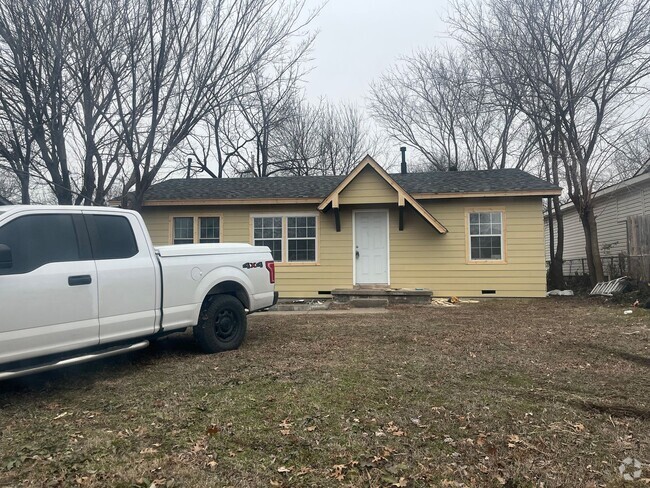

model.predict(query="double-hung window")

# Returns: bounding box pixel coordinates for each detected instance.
[252,217,283,261]
[468,211,504,261]
[287,216,316,262]
[172,216,221,244]
[199,217,220,243]
[252,215,317,263]
[173,217,194,244]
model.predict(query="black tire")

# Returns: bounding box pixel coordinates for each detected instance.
[194,295,247,353]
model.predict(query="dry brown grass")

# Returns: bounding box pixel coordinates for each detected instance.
[0,298,648,487]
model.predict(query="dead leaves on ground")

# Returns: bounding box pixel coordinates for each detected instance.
[276,416,321,437]
[3,302,646,487]
[325,450,411,486]
[270,444,409,486]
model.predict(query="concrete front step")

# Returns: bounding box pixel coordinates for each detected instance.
[349,298,389,308]
[268,301,330,312]
[273,304,330,312]
[332,288,432,305]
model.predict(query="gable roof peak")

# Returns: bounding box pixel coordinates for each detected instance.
[318,155,448,234]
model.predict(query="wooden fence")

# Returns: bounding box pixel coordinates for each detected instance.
[627,215,650,281]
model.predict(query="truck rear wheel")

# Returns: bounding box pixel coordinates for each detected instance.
[194,295,247,353]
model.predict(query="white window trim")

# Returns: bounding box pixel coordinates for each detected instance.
[250,213,319,264]
[170,214,223,244]
[466,209,507,264]
[251,214,284,262]
[172,216,194,245]
[198,216,221,244]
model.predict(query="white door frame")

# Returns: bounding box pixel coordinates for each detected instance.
[352,209,390,285]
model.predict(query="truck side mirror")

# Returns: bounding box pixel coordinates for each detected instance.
[0,244,12,269]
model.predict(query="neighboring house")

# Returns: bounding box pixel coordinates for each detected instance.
[138,155,560,298]
[0,196,12,206]
[545,162,650,277]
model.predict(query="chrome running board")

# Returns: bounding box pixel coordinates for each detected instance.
[0,340,150,381]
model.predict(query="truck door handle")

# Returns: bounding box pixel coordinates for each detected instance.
[68,275,92,286]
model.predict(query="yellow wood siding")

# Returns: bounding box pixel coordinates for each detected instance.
[140,195,547,299]
[141,204,353,297]
[390,198,546,297]
[338,166,398,205]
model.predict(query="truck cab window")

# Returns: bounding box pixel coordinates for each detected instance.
[0,214,80,275]
[86,215,139,260]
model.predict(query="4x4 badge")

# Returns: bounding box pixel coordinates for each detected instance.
[242,262,263,269]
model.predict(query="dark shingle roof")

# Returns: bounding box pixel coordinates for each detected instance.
[392,169,559,194]
[143,168,559,202]
[144,175,344,200]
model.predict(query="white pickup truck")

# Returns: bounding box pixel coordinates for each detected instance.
[0,206,277,379]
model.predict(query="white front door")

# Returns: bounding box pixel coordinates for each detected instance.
[354,210,389,285]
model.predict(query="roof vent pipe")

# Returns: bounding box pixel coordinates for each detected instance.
[400,147,407,174]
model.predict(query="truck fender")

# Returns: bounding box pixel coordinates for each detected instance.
[191,266,254,324]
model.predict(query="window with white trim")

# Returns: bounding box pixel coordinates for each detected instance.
[287,216,316,262]
[172,216,221,244]
[469,211,503,260]
[173,217,194,244]
[253,216,283,261]
[251,215,318,263]
[199,217,220,243]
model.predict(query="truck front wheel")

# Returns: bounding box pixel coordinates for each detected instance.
[194,295,247,353]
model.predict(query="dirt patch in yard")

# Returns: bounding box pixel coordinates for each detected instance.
[0,299,648,487]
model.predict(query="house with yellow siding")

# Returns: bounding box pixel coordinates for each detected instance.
[138,155,561,298]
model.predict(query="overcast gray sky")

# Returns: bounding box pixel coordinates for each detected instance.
[303,0,451,104]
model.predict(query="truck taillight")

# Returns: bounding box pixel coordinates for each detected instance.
[265,260,275,284]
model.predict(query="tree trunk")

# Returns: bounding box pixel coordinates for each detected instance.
[19,175,30,205]
[547,196,565,290]
[579,206,605,285]
[77,90,97,205]
[551,195,565,286]
[54,185,73,205]
[542,124,565,290]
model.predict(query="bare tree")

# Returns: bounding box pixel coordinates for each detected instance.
[0,97,32,203]
[184,94,379,178]
[316,101,375,175]
[77,0,317,208]
[0,168,20,202]
[370,49,531,171]
[181,27,315,180]
[268,98,377,176]
[452,0,650,285]
[0,0,76,204]
[271,97,322,175]
[0,0,127,205]
[227,63,304,177]
[66,0,127,205]
[610,127,650,180]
